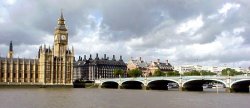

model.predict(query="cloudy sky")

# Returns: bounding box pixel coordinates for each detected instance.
[0,0,250,68]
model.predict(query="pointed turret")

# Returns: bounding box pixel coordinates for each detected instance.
[60,9,64,20]
[7,41,14,59]
[9,41,13,51]
[56,10,67,31]
[72,46,74,55]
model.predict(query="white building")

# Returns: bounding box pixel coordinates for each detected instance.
[174,65,249,74]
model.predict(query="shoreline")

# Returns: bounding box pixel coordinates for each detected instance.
[0,84,73,88]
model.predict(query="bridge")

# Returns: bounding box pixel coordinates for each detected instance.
[95,76,250,92]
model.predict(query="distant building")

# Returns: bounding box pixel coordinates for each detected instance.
[174,65,248,75]
[174,65,201,74]
[127,57,148,76]
[73,54,127,81]
[148,59,174,75]
[127,57,174,76]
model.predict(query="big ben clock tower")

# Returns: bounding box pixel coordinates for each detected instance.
[38,11,74,85]
[54,11,68,57]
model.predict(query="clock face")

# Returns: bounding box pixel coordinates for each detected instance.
[61,35,66,40]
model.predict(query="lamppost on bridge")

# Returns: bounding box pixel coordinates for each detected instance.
[179,73,183,91]
[227,70,230,77]
[227,70,231,87]
[179,73,182,81]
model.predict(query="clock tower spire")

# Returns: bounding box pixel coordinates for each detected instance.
[54,10,68,57]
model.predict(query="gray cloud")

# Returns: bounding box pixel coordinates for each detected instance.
[0,0,250,68]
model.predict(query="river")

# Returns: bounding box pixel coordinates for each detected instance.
[0,88,249,108]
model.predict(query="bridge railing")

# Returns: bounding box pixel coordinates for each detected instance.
[97,76,250,81]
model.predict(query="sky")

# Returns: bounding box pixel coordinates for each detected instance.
[0,0,250,68]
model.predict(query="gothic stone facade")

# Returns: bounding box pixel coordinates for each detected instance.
[0,12,74,85]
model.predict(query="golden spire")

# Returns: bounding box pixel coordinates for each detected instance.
[60,9,64,20]
[56,9,67,31]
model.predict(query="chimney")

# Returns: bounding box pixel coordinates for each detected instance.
[112,55,116,61]
[95,53,99,60]
[89,54,92,60]
[119,55,123,61]
[104,54,106,59]
[38,48,40,58]
[139,57,142,61]
[157,59,160,63]
[78,56,81,61]
[84,55,86,60]
[166,60,169,64]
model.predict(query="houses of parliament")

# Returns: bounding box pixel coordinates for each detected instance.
[0,12,74,85]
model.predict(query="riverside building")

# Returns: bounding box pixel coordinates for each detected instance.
[127,57,174,76]
[127,57,149,76]
[0,12,74,85]
[73,54,127,81]
[147,59,174,75]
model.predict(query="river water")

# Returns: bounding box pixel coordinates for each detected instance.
[0,88,249,108]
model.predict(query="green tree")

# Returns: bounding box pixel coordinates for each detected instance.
[113,69,124,77]
[200,70,217,76]
[221,68,244,76]
[183,70,217,76]
[183,70,200,76]
[127,68,142,77]
[166,71,180,76]
[153,69,165,76]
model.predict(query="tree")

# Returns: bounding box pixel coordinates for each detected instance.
[166,71,180,76]
[183,70,200,76]
[200,70,217,76]
[127,68,142,77]
[113,69,124,77]
[153,69,165,76]
[183,70,217,76]
[221,68,244,76]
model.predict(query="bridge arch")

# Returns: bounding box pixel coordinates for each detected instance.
[121,80,144,89]
[230,79,250,92]
[101,81,119,89]
[147,79,179,90]
[182,79,226,91]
